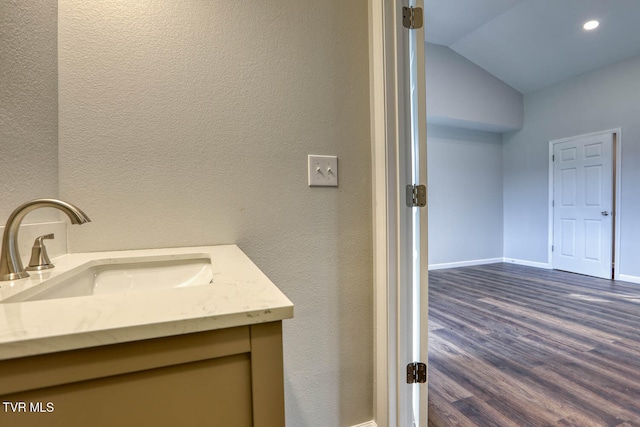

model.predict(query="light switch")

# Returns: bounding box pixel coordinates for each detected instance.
[308,155,338,187]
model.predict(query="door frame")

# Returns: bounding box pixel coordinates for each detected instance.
[547,128,622,280]
[369,1,398,424]
[369,0,427,426]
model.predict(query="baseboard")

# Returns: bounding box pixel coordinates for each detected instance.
[618,274,640,284]
[502,258,552,269]
[350,421,377,427]
[429,256,638,283]
[428,258,503,270]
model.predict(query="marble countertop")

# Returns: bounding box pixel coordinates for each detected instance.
[0,245,293,361]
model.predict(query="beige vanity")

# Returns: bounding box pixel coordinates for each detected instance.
[0,245,293,427]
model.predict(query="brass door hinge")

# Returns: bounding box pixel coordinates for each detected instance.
[403,6,423,29]
[407,362,427,384]
[406,184,427,207]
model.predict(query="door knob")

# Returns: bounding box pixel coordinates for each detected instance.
[601,211,610,216]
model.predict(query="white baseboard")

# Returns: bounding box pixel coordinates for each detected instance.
[429,257,552,271]
[429,257,639,284]
[618,274,640,284]
[350,422,377,427]
[502,258,552,269]
[428,258,503,270]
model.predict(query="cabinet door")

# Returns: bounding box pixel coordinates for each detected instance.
[1,354,253,427]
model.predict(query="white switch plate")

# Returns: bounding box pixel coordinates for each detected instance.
[308,155,338,187]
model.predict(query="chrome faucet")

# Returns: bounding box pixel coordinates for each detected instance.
[0,199,91,281]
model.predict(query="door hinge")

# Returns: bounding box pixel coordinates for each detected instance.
[552,200,554,207]
[552,154,555,161]
[406,184,427,207]
[407,362,427,384]
[402,6,423,29]
[552,245,554,252]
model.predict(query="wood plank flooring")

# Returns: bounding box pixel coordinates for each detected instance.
[428,263,640,427]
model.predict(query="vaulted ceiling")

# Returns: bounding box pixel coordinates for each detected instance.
[424,0,640,93]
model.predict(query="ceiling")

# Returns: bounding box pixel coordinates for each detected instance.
[424,0,640,93]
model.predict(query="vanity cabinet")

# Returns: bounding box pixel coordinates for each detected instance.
[0,322,285,427]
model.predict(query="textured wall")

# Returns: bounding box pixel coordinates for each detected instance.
[0,0,58,223]
[503,53,640,277]
[425,42,523,133]
[427,125,503,266]
[58,1,372,425]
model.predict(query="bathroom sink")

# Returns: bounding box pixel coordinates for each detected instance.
[3,255,213,303]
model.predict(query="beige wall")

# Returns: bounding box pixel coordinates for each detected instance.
[0,1,58,223]
[58,1,372,426]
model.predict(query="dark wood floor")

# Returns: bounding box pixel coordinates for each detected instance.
[428,263,640,427]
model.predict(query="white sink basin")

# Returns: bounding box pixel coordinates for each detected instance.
[3,255,213,303]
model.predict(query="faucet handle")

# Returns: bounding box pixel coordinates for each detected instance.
[25,234,55,271]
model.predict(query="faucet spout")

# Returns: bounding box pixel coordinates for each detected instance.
[0,199,91,281]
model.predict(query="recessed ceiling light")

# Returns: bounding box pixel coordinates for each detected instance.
[583,20,600,31]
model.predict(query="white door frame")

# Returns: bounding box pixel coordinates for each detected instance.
[547,128,622,280]
[369,1,427,426]
[369,1,398,424]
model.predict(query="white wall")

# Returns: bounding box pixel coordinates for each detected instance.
[426,42,523,133]
[425,42,514,268]
[503,53,640,278]
[427,125,504,267]
[0,1,58,223]
[58,1,372,426]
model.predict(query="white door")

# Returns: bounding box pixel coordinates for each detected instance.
[397,0,428,425]
[553,133,613,279]
[370,1,427,424]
